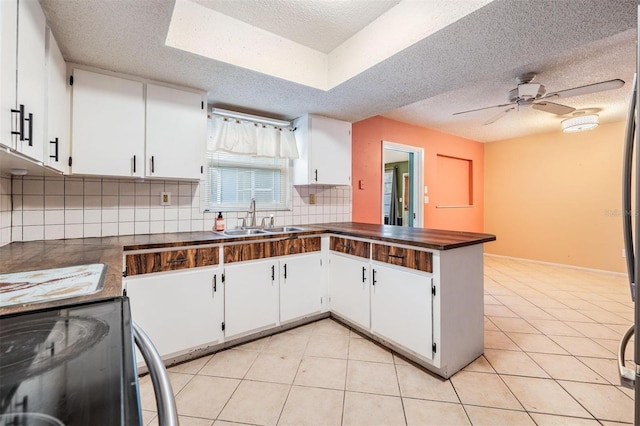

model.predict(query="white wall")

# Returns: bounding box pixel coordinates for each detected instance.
[6,175,351,242]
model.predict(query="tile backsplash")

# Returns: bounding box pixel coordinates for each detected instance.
[6,176,351,243]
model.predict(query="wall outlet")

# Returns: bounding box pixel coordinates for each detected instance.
[309,193,317,204]
[161,191,171,206]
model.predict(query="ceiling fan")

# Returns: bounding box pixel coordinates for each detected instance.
[453,72,625,125]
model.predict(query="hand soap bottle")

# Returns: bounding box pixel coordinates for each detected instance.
[215,212,225,231]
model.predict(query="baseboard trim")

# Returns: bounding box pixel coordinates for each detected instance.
[484,253,626,277]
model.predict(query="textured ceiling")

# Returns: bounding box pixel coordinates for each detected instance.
[192,0,400,53]
[39,0,639,143]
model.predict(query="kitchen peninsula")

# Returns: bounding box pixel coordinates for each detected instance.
[0,223,495,378]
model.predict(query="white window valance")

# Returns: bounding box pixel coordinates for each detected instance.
[209,115,299,159]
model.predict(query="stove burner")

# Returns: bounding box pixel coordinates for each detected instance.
[0,316,109,385]
[0,412,65,426]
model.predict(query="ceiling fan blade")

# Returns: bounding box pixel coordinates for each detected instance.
[532,101,575,115]
[452,102,514,116]
[545,79,625,99]
[483,107,515,125]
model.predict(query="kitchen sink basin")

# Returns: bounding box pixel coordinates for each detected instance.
[264,226,304,233]
[222,229,267,236]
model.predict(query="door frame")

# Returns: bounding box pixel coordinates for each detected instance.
[381,141,424,227]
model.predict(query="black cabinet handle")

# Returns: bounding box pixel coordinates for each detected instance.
[25,113,33,146]
[213,275,217,294]
[10,105,24,140]
[133,155,136,173]
[284,264,287,279]
[314,169,318,182]
[151,156,155,173]
[49,138,59,161]
[271,264,275,281]
[362,266,366,282]
[372,269,377,286]
[388,254,405,259]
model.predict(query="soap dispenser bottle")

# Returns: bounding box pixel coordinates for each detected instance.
[215,212,225,231]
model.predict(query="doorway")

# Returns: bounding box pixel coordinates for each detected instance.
[382,141,424,227]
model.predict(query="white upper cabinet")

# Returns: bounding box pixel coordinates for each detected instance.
[146,83,206,180]
[0,0,46,161]
[0,0,18,150]
[71,68,145,177]
[70,68,206,179]
[44,29,69,173]
[293,114,352,186]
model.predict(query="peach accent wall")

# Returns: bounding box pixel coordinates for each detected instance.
[484,121,626,273]
[352,116,484,232]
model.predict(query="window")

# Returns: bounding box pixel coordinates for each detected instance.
[204,151,291,211]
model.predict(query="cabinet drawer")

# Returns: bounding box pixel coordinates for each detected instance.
[330,236,370,259]
[224,237,322,263]
[278,236,321,256]
[372,244,432,273]
[126,246,218,276]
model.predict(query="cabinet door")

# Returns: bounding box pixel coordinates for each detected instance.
[328,253,370,328]
[225,259,279,338]
[371,264,433,359]
[309,115,351,185]
[15,0,45,161]
[146,84,205,180]
[280,253,323,323]
[71,68,144,177]
[44,30,68,172]
[0,0,17,150]
[126,267,223,362]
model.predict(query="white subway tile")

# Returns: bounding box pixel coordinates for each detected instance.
[149,208,164,221]
[65,195,83,209]
[23,225,44,241]
[149,221,164,234]
[118,195,134,208]
[178,220,190,232]
[23,211,44,226]
[178,208,191,220]
[135,221,150,235]
[65,210,83,224]
[102,222,118,237]
[65,224,83,239]
[150,183,165,195]
[23,178,44,195]
[44,224,65,240]
[164,208,178,221]
[178,182,192,196]
[45,210,65,225]
[84,180,101,196]
[12,211,22,226]
[45,195,64,209]
[102,209,118,222]
[1,228,11,245]
[83,223,102,238]
[84,209,102,224]
[119,182,135,196]
[165,183,179,194]
[134,208,150,221]
[164,221,178,233]
[102,181,119,196]
[84,196,101,209]
[135,195,150,207]
[135,182,150,196]
[101,195,118,209]
[118,208,134,222]
[190,220,204,232]
[118,222,134,236]
[65,179,84,195]
[191,208,203,220]
[11,226,22,241]
[22,195,44,210]
[12,179,22,195]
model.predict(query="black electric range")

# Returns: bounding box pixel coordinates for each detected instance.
[0,297,142,426]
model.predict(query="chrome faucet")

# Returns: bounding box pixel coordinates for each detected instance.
[245,198,257,228]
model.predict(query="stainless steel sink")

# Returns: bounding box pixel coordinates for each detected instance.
[264,226,304,233]
[222,229,267,236]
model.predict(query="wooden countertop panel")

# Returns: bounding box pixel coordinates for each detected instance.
[372,244,433,273]
[330,236,370,259]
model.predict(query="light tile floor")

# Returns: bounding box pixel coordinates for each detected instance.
[140,256,636,425]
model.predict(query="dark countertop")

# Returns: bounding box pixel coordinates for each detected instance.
[0,223,495,315]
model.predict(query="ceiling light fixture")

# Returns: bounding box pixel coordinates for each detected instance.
[561,114,599,133]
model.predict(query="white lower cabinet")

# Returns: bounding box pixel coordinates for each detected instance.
[279,253,324,323]
[370,263,433,358]
[224,259,279,338]
[328,253,370,328]
[125,266,223,362]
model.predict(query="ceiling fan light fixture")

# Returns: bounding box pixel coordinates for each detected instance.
[561,114,599,133]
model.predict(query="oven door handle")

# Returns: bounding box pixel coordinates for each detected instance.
[133,322,179,426]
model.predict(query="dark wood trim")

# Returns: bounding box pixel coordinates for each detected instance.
[224,237,321,263]
[330,236,370,259]
[277,237,321,256]
[372,243,433,273]
[126,246,219,276]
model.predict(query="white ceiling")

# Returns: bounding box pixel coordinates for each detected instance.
[39,0,639,143]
